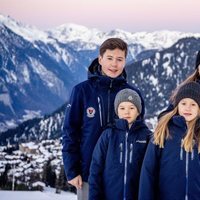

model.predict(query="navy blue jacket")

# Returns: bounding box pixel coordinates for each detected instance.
[139,115,200,200]
[62,58,145,181]
[89,118,151,200]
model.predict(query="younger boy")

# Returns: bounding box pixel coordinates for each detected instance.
[89,88,151,200]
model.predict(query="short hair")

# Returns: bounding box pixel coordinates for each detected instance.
[99,38,128,58]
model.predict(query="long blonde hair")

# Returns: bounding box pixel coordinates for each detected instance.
[154,106,200,153]
[170,69,200,103]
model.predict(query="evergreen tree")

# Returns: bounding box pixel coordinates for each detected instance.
[0,164,10,189]
[43,160,56,187]
[55,164,65,193]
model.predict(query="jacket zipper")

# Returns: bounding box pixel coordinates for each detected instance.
[129,143,133,163]
[97,97,102,127]
[180,147,183,160]
[184,149,194,200]
[107,80,113,124]
[185,151,189,200]
[119,143,123,163]
[191,149,194,160]
[180,144,190,200]
[123,131,129,200]
[191,140,195,160]
[180,140,194,200]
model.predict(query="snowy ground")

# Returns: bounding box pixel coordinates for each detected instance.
[0,187,77,200]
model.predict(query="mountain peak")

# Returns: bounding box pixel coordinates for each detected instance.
[0,13,50,43]
[55,23,92,32]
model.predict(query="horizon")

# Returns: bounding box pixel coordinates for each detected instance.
[1,0,200,33]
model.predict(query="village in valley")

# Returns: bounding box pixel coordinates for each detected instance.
[0,139,74,193]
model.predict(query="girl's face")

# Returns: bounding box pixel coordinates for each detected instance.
[117,102,139,126]
[198,65,200,75]
[178,98,199,122]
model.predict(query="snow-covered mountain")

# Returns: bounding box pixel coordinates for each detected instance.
[1,36,200,145]
[126,37,200,118]
[0,15,96,131]
[3,15,200,49]
[0,14,200,133]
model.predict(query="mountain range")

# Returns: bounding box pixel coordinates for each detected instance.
[0,14,200,144]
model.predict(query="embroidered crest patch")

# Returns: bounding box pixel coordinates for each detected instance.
[86,107,96,118]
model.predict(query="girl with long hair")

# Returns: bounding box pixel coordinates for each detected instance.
[139,81,200,200]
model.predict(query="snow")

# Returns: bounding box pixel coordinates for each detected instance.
[0,93,11,106]
[21,65,30,83]
[48,23,102,44]
[2,13,200,52]
[32,181,46,187]
[0,188,76,200]
[149,75,158,86]
[20,110,42,122]
[29,57,65,93]
[20,142,38,149]
[163,53,173,76]
[0,14,51,43]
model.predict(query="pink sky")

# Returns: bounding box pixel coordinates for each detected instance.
[1,0,200,33]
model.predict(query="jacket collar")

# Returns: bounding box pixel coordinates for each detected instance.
[114,118,147,133]
[169,115,187,136]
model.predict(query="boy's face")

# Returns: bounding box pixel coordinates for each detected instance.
[178,98,199,122]
[117,102,139,125]
[98,48,126,78]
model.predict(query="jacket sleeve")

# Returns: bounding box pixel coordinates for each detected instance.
[62,85,84,181]
[138,139,161,200]
[88,130,110,200]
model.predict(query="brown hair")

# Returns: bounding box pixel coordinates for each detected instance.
[99,38,128,58]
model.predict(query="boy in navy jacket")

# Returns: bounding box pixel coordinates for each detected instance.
[89,89,151,200]
[62,38,145,200]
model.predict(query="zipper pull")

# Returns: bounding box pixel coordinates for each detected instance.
[98,97,103,127]
[180,147,183,160]
[180,139,184,160]
[191,149,194,160]
[129,143,133,163]
[119,143,123,163]
[109,79,113,89]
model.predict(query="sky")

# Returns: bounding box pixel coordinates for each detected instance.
[1,0,200,33]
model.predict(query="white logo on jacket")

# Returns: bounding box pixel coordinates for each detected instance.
[86,107,96,118]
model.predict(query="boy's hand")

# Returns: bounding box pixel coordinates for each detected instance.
[68,175,83,189]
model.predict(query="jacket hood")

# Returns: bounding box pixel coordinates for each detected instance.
[88,58,127,80]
